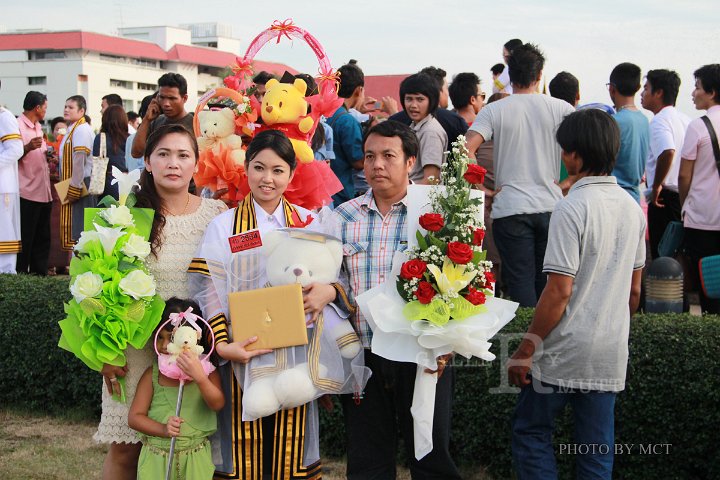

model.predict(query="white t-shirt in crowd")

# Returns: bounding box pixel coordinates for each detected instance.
[681,105,720,231]
[645,105,691,197]
[469,93,574,219]
[538,176,646,392]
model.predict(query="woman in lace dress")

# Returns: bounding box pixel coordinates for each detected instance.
[96,124,227,479]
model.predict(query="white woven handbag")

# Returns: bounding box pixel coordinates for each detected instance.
[88,133,109,195]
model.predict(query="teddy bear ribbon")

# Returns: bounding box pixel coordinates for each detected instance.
[169,307,203,333]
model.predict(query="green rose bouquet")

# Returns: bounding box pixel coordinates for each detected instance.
[58,168,165,402]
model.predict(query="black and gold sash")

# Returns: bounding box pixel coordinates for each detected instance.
[59,117,89,251]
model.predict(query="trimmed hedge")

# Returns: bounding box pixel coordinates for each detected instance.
[2,274,719,479]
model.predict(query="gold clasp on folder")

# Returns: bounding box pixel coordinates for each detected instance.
[263,310,272,325]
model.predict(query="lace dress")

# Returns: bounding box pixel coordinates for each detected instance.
[94,197,227,444]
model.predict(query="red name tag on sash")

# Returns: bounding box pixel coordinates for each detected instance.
[228,229,262,253]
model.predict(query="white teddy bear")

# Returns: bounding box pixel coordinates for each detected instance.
[242,228,365,420]
[166,325,204,364]
[197,107,245,165]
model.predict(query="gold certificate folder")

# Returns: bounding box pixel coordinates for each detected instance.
[228,283,308,351]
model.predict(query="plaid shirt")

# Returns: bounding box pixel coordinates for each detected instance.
[334,189,408,347]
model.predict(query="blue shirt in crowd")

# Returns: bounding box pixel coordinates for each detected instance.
[328,106,363,205]
[612,109,649,203]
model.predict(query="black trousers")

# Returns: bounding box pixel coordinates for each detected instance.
[647,189,682,259]
[17,198,52,275]
[684,227,720,314]
[340,351,462,480]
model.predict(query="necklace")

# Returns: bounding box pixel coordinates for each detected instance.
[616,104,636,112]
[165,194,191,216]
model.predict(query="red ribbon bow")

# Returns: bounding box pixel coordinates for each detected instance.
[316,68,341,94]
[231,57,253,76]
[270,18,296,43]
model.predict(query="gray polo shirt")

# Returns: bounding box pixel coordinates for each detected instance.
[535,176,646,392]
[469,94,574,219]
[409,114,447,183]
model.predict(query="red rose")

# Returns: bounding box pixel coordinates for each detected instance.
[463,164,487,185]
[400,259,427,280]
[419,213,444,232]
[465,286,486,306]
[484,271,496,288]
[446,241,474,264]
[472,228,486,246]
[415,281,436,304]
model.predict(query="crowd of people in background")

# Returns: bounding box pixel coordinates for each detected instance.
[1,37,719,479]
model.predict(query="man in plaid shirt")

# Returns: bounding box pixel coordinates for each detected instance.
[334,120,461,479]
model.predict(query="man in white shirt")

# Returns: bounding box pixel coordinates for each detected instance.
[466,43,574,307]
[0,82,24,273]
[640,69,691,259]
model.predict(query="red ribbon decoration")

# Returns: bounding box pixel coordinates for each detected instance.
[270,18,296,43]
[231,57,253,76]
[316,67,341,94]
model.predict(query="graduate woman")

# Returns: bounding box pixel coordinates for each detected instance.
[189,130,351,479]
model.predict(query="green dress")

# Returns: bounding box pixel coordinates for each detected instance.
[137,363,217,480]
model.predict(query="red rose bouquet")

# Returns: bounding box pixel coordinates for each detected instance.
[356,136,518,461]
[396,138,494,326]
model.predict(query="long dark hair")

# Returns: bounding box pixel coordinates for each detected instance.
[100,105,129,155]
[135,124,199,255]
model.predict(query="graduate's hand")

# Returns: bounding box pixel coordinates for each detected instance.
[303,283,336,325]
[101,363,128,396]
[164,416,183,437]
[216,337,272,364]
[176,351,207,384]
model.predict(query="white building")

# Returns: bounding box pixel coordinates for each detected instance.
[0,24,296,125]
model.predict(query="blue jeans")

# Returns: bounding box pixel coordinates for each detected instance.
[511,381,617,480]
[492,212,551,307]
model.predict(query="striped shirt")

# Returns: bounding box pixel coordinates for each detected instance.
[334,189,408,347]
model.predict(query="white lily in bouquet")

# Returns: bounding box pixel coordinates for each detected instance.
[356,136,519,460]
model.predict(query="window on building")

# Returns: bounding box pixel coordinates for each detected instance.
[28,76,47,85]
[122,99,134,112]
[132,58,158,68]
[137,82,157,91]
[100,53,125,63]
[29,50,66,60]
[110,79,133,89]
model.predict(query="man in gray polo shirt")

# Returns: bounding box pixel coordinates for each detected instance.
[466,43,574,307]
[507,109,645,479]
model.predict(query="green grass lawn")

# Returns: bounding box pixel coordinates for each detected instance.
[0,409,493,479]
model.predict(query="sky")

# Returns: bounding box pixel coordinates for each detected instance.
[2,0,719,116]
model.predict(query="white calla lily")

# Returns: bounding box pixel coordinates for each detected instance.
[93,222,126,255]
[111,167,141,206]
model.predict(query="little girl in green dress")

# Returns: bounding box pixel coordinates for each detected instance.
[128,298,225,479]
